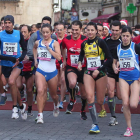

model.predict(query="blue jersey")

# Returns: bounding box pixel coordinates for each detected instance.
[0,30,21,67]
[117,42,139,80]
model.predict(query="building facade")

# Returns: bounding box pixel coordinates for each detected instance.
[79,0,102,22]
[0,0,53,25]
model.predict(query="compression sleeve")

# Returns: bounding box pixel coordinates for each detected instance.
[78,41,85,62]
[19,32,27,62]
[97,39,113,71]
[0,55,16,63]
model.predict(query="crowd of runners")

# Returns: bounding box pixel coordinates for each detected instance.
[0,15,140,137]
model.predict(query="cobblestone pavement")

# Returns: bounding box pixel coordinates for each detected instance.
[0,110,140,140]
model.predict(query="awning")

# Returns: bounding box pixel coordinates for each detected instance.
[91,13,120,23]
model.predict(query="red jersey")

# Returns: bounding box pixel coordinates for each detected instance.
[57,34,67,45]
[62,35,87,68]
[22,38,34,72]
[132,35,140,44]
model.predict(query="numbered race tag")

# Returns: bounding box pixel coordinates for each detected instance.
[38,47,51,61]
[119,57,134,71]
[87,56,101,71]
[70,55,84,66]
[3,42,18,55]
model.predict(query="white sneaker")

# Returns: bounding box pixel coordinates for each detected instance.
[11,107,19,119]
[36,115,44,124]
[121,106,123,113]
[20,103,27,120]
[53,108,60,117]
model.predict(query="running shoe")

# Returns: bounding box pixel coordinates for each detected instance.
[3,86,8,92]
[21,97,26,102]
[0,96,7,105]
[65,100,75,114]
[81,111,87,120]
[124,127,133,137]
[89,124,100,134]
[98,110,107,117]
[59,101,63,109]
[53,108,60,117]
[11,107,19,119]
[36,115,44,124]
[63,96,66,102]
[109,117,118,126]
[20,103,27,120]
[27,110,34,117]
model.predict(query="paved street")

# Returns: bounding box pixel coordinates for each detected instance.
[0,110,140,140]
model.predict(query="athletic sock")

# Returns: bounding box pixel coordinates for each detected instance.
[108,97,116,117]
[69,88,76,101]
[54,102,59,109]
[13,105,17,108]
[28,106,32,111]
[88,102,98,124]
[38,113,43,117]
[1,92,5,97]
[20,104,24,110]
[81,98,87,111]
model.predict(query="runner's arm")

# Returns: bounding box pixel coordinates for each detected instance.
[78,41,85,63]
[33,41,38,63]
[27,32,37,58]
[97,39,113,71]
[47,41,61,61]
[19,32,27,62]
[135,44,140,54]
[61,39,67,65]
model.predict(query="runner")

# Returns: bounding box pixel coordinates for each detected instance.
[67,25,72,36]
[33,23,61,123]
[113,26,140,137]
[104,20,122,126]
[62,20,87,120]
[27,16,57,104]
[78,22,112,133]
[96,23,103,39]
[18,25,34,116]
[0,15,27,119]
[55,22,67,109]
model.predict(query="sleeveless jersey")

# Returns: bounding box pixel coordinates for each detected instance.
[37,39,56,72]
[117,42,139,80]
[0,30,21,67]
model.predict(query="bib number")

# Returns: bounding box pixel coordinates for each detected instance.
[70,55,84,66]
[38,48,51,61]
[87,56,101,71]
[3,42,17,55]
[119,57,134,71]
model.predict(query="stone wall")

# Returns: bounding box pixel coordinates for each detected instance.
[0,0,53,25]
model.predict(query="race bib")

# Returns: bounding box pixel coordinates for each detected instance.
[119,57,134,71]
[87,56,101,71]
[70,55,84,66]
[3,42,18,55]
[38,48,51,61]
